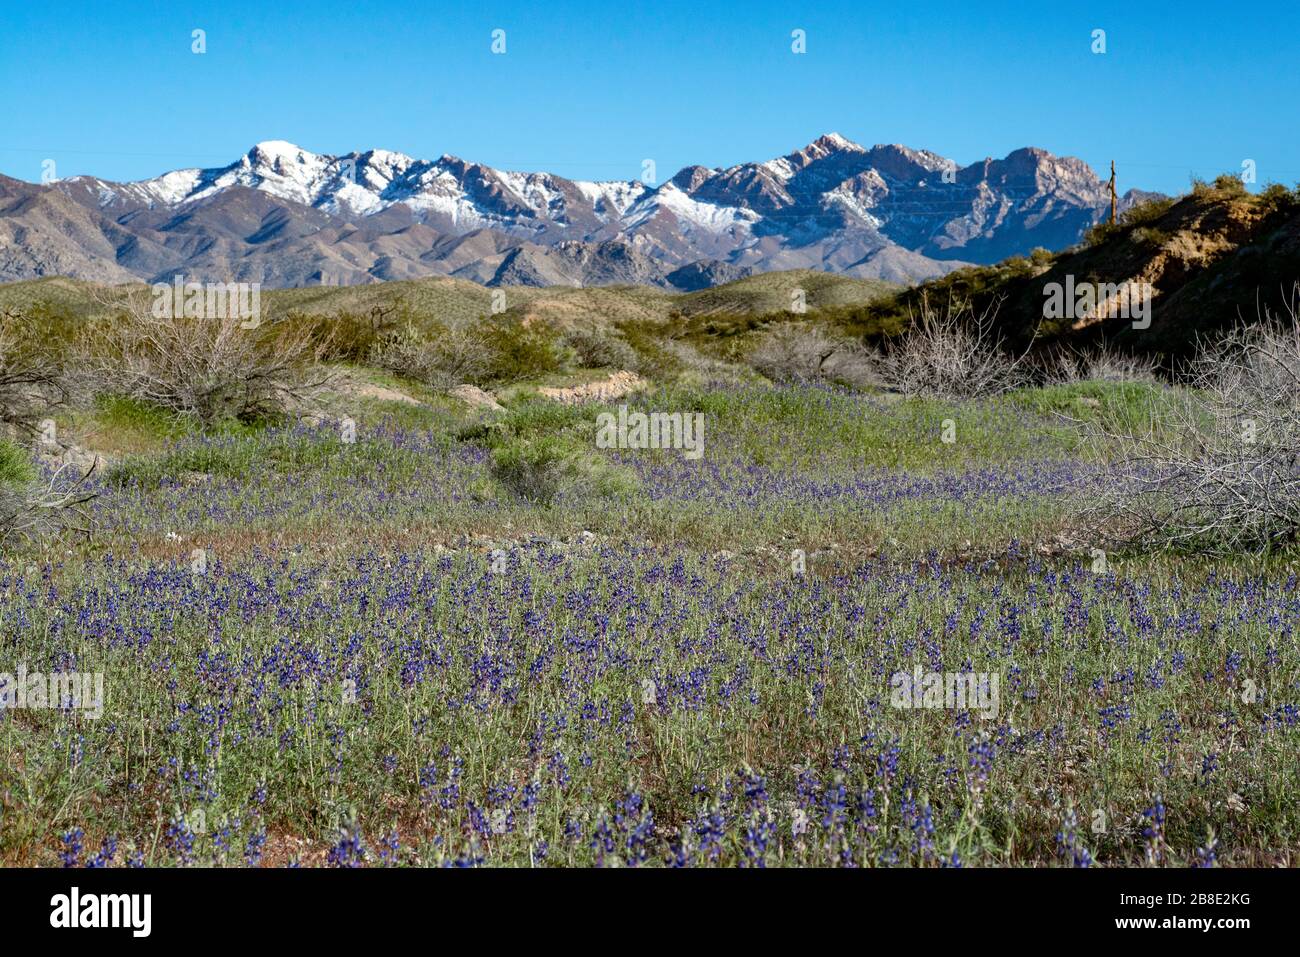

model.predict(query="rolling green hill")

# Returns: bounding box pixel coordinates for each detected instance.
[0,269,897,328]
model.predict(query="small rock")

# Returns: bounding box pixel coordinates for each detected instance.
[450,384,505,412]
[37,442,105,475]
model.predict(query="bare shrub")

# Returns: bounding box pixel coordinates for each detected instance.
[0,462,97,548]
[749,322,880,389]
[877,293,1030,399]
[1082,285,1300,554]
[80,290,327,424]
[1049,343,1158,384]
[657,337,731,377]
[0,309,94,548]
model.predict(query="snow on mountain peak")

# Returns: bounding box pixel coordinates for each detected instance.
[811,132,862,153]
[23,133,1143,291]
[78,136,1123,277]
[138,168,205,205]
[248,140,317,163]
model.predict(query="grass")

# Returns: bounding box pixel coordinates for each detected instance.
[2,542,1294,867]
[0,281,1296,866]
[0,439,35,487]
[489,433,639,505]
[56,379,1150,556]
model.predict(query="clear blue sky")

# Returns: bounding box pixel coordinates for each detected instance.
[2,0,1297,195]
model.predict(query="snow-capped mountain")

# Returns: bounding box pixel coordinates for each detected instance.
[103,140,651,237]
[0,134,1155,288]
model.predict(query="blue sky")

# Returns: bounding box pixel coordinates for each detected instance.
[2,0,1297,195]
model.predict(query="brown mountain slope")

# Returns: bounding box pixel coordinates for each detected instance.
[833,178,1300,359]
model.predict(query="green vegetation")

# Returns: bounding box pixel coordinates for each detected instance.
[0,439,34,487]
[2,259,1299,868]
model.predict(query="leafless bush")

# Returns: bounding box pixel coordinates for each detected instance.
[369,320,494,392]
[0,462,96,548]
[658,337,732,376]
[0,308,67,436]
[749,322,880,389]
[80,289,328,423]
[877,293,1030,399]
[1082,285,1300,554]
[1049,343,1158,384]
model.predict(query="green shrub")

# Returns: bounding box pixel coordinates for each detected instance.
[369,319,492,391]
[1192,174,1249,199]
[613,321,687,379]
[1,306,68,435]
[371,315,575,387]
[7,301,82,360]
[1120,196,1176,228]
[481,318,574,382]
[0,439,35,487]
[1130,227,1170,249]
[561,326,639,370]
[1084,219,1121,248]
[1213,173,1249,195]
[1256,182,1300,216]
[280,309,388,362]
[489,434,637,504]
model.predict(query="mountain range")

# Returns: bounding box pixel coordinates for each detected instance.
[0,134,1157,291]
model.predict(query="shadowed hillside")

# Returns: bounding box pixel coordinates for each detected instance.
[820,177,1300,360]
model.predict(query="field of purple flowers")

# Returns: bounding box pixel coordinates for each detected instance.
[3,382,1296,866]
